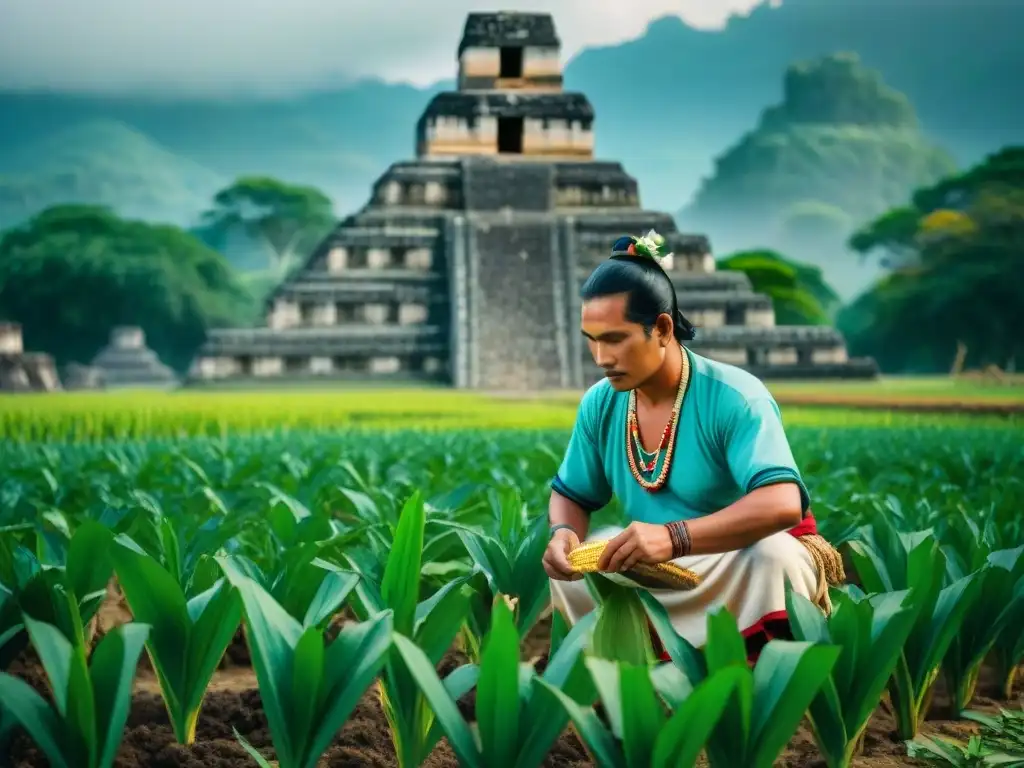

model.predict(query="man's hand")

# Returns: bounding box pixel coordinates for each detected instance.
[597,522,674,573]
[543,528,582,581]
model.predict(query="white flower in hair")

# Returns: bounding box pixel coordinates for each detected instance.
[634,229,671,260]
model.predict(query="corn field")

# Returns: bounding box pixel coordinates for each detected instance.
[0,426,1022,767]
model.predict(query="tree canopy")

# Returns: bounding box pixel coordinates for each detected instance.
[838,147,1023,372]
[716,249,839,325]
[194,176,336,276]
[0,204,257,372]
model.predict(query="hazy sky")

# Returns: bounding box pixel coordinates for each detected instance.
[0,0,771,96]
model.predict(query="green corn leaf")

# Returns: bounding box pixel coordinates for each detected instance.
[748,640,842,768]
[650,607,839,768]
[943,545,1024,712]
[114,537,240,745]
[0,616,148,768]
[991,580,1024,699]
[638,591,706,682]
[393,598,598,768]
[788,586,919,768]
[849,525,983,739]
[300,565,359,629]
[651,665,747,768]
[392,633,484,768]
[0,671,74,768]
[475,597,521,766]
[537,679,626,768]
[591,581,653,666]
[597,658,666,766]
[360,492,476,768]
[224,563,392,768]
[233,727,276,767]
[88,623,150,768]
[63,522,114,627]
[381,491,427,636]
[539,658,742,768]
[413,574,473,664]
[512,610,599,768]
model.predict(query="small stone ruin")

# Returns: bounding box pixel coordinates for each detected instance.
[0,322,62,392]
[89,326,178,389]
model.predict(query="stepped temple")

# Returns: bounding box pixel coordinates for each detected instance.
[188,12,877,389]
[90,326,178,389]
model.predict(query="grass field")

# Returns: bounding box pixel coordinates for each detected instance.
[0,382,1020,442]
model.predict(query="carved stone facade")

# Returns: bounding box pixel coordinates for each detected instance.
[187,12,877,388]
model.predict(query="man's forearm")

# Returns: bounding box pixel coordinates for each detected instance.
[683,483,803,556]
[548,491,591,539]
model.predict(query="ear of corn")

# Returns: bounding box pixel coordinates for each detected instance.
[568,540,701,590]
[566,541,606,572]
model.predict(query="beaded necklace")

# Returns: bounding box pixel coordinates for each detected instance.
[625,347,690,492]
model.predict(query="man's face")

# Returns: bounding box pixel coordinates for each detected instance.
[581,293,670,391]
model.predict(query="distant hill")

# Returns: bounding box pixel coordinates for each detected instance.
[0,0,1019,291]
[0,119,225,230]
[678,53,956,299]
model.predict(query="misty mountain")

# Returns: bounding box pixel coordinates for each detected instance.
[0,0,1019,281]
[0,119,226,230]
[678,52,958,299]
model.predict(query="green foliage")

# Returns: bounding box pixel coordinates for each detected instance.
[762,52,918,131]
[717,249,837,324]
[0,204,257,371]
[840,147,1024,372]
[0,422,1022,765]
[195,176,335,275]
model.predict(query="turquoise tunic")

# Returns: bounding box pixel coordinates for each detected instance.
[551,347,810,523]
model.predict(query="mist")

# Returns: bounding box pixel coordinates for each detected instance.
[0,0,768,96]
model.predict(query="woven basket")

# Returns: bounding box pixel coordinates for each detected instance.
[567,540,701,591]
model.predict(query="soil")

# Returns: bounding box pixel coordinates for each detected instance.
[4,586,1022,768]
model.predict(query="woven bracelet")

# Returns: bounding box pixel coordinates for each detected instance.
[550,523,579,539]
[665,520,692,558]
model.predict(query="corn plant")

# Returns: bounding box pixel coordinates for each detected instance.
[907,708,1024,767]
[110,534,241,745]
[439,488,550,660]
[847,521,981,738]
[586,576,658,666]
[540,653,745,768]
[0,601,148,768]
[0,521,114,653]
[347,491,474,768]
[648,606,841,768]
[786,585,919,768]
[394,596,599,768]
[960,707,1024,756]
[221,563,393,768]
[990,579,1024,700]
[0,600,22,764]
[218,553,360,631]
[942,545,1024,712]
[907,733,1019,767]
